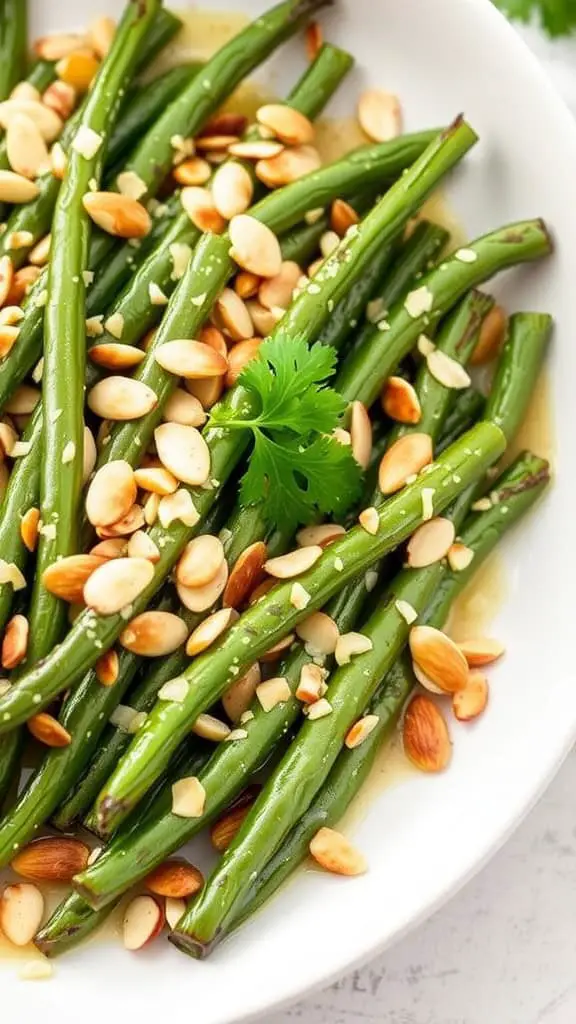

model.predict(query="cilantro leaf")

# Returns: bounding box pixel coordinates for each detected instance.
[492,0,576,36]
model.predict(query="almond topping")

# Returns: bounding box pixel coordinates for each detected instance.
[28,234,51,266]
[90,538,128,560]
[256,676,291,712]
[296,662,325,704]
[186,607,238,656]
[222,662,260,724]
[245,299,283,336]
[471,305,507,366]
[256,104,314,146]
[157,489,199,529]
[88,342,145,370]
[447,542,474,572]
[123,894,164,951]
[426,349,471,390]
[96,503,144,539]
[0,883,44,946]
[0,168,40,203]
[173,156,211,186]
[235,270,261,299]
[0,325,19,359]
[260,633,295,663]
[165,897,186,931]
[195,134,239,152]
[11,837,89,882]
[229,214,282,278]
[6,113,50,179]
[88,15,116,58]
[171,776,206,818]
[227,139,284,160]
[212,289,253,341]
[358,507,379,535]
[223,540,267,608]
[177,534,225,589]
[95,648,119,687]
[154,422,211,487]
[381,376,422,424]
[85,460,136,527]
[256,144,321,188]
[163,388,207,427]
[0,253,14,306]
[210,792,258,851]
[225,337,262,387]
[145,859,204,900]
[330,198,359,237]
[42,553,107,602]
[20,506,40,552]
[357,89,402,142]
[264,545,322,579]
[407,517,456,568]
[345,714,380,749]
[258,260,301,311]
[87,376,157,420]
[310,827,367,875]
[378,433,433,494]
[83,191,150,239]
[34,32,87,60]
[176,558,228,614]
[155,338,228,378]
[192,713,231,742]
[296,523,346,548]
[120,611,188,657]
[28,713,71,748]
[458,637,505,667]
[452,670,489,721]
[307,696,333,720]
[212,160,254,219]
[0,99,62,141]
[5,264,40,304]
[395,599,418,625]
[403,692,452,774]
[1,613,28,669]
[83,557,154,616]
[350,400,372,469]
[335,631,373,666]
[127,530,160,563]
[180,186,226,233]
[134,465,178,496]
[295,612,339,655]
[409,624,469,693]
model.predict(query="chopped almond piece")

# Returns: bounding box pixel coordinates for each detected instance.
[310,827,367,875]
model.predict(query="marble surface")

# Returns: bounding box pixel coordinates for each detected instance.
[269,22,576,1024]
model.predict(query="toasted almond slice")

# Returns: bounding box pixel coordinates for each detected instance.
[192,712,231,742]
[180,186,226,233]
[176,558,228,613]
[295,611,339,655]
[11,837,89,882]
[407,517,456,568]
[350,400,372,470]
[0,420,17,455]
[452,670,489,721]
[155,338,227,379]
[95,648,119,687]
[5,264,41,304]
[381,376,422,424]
[458,637,505,667]
[50,140,66,178]
[162,388,206,428]
[88,15,116,58]
[89,539,127,560]
[85,460,136,528]
[210,795,256,851]
[235,270,261,299]
[83,192,151,239]
[0,883,44,946]
[42,553,107,602]
[0,168,40,203]
[358,507,379,535]
[258,260,301,311]
[83,557,154,616]
[157,489,200,529]
[358,89,402,142]
[256,104,314,146]
[264,545,322,579]
[97,503,145,539]
[20,506,40,552]
[4,384,39,415]
[172,776,206,818]
[345,714,380,749]
[154,422,211,487]
[199,323,228,358]
[173,156,211,186]
[87,376,157,421]
[225,338,261,388]
[143,491,160,526]
[256,676,291,712]
[177,534,225,588]
[212,160,253,219]
[255,144,321,188]
[212,289,253,342]
[260,633,295,663]
[426,349,471,390]
[28,234,51,267]
[123,894,164,951]
[88,342,144,370]
[186,607,238,656]
[202,112,248,137]
[229,214,282,278]
[28,713,71,748]
[127,530,160,563]
[43,80,76,120]
[1,613,28,669]
[295,662,325,704]
[330,198,359,237]
[409,624,469,694]
[296,523,346,548]
[471,304,507,365]
[378,433,433,494]
[145,859,204,900]
[0,253,14,306]
[335,631,373,666]
[309,827,367,875]
[195,134,239,152]
[228,139,284,160]
[0,99,62,142]
[222,540,267,608]
[56,50,99,92]
[244,299,282,337]
[222,662,261,723]
[10,82,41,102]
[6,113,50,179]
[247,577,275,606]
[403,693,451,771]
[120,611,188,657]
[34,32,88,60]
[134,465,178,497]
[447,542,474,572]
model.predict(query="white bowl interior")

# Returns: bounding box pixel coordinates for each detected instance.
[2,1,575,1021]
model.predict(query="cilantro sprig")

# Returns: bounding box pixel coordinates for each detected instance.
[209,333,363,533]
[493,0,576,36]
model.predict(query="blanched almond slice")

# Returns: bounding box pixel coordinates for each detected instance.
[210,794,257,851]
[0,99,62,141]
[228,139,284,160]
[458,637,505,667]
[10,82,41,102]
[193,711,231,740]
[177,534,225,588]
[295,662,325,704]
[165,897,186,930]
[87,376,157,420]
[11,837,89,882]
[357,89,402,142]
[296,523,346,548]
[471,305,507,365]
[293,581,312,610]
[42,554,107,603]
[88,342,145,370]
[409,625,469,693]
[145,859,204,900]
[255,144,321,188]
[28,713,71,748]
[154,422,211,487]
[0,883,44,946]
[335,631,373,666]
[406,517,456,568]
[0,325,19,358]
[4,383,39,414]
[195,134,239,151]
[0,253,14,306]
[264,545,322,578]
[6,113,50,179]
[1,613,28,669]
[258,260,301,311]
[88,15,116,58]
[295,611,339,654]
[180,186,226,233]
[256,104,314,145]
[200,324,229,359]
[186,607,238,656]
[378,433,433,494]
[330,198,359,237]
[176,558,228,613]
[98,502,145,539]
[212,161,253,219]
[452,670,489,721]
[163,388,206,428]
[20,506,40,552]
[85,460,136,527]
[222,662,261,723]
[28,234,51,266]
[223,540,267,608]
[214,288,253,341]
[43,79,76,119]
[345,714,380,749]
[447,542,474,572]
[171,776,206,818]
[320,230,340,259]
[256,676,291,712]
[82,425,96,484]
[5,264,40,304]
[157,489,199,529]
[426,349,471,390]
[229,214,282,278]
[34,32,87,60]
[83,557,154,616]
[381,376,422,424]
[403,694,451,772]
[358,507,379,535]
[83,192,151,238]
[0,169,40,203]
[225,338,262,388]
[89,538,127,560]
[245,299,282,337]
[134,465,178,496]
[309,827,367,875]
[120,611,188,657]
[350,400,372,469]
[173,156,211,186]
[95,648,119,687]
[127,530,160,562]
[155,338,227,379]
[123,895,164,951]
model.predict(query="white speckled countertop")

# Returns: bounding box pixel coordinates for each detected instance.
[269,24,576,1024]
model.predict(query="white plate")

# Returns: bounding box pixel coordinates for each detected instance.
[4,1,575,1021]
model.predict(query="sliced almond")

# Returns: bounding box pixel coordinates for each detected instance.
[0,883,44,946]
[11,837,89,882]
[309,827,367,875]
[358,507,379,535]
[28,234,51,267]
[403,693,451,772]
[1,613,28,669]
[95,648,119,687]
[256,104,314,146]
[296,524,345,549]
[34,32,87,60]
[56,51,99,92]
[210,788,259,851]
[0,253,14,307]
[50,140,66,179]
[0,99,62,142]
[123,895,164,951]
[229,214,282,278]
[120,611,188,657]
[97,503,145,539]
[42,553,107,602]
[345,714,380,749]
[248,576,276,606]
[452,670,489,721]
[260,633,295,663]
[358,89,402,142]
[244,299,282,337]
[458,637,505,667]
[195,134,239,152]
[335,631,373,666]
[5,265,40,304]
[447,542,474,572]
[186,607,238,656]
[426,349,471,390]
[171,776,206,818]
[83,192,151,239]
[173,156,211,186]
[264,545,322,579]
[295,662,326,704]
[192,712,231,742]
[127,530,160,563]
[350,400,372,470]
[176,558,228,613]
[222,540,267,608]
[412,659,445,695]
[134,465,178,497]
[20,506,40,552]
[6,113,50,179]
[222,662,261,723]
[82,424,96,484]
[227,139,283,160]
[407,517,456,568]
[87,376,157,420]
[163,388,206,428]
[176,534,225,588]
[471,305,507,366]
[381,376,422,424]
[0,168,40,203]
[165,897,186,931]
[28,713,71,748]
[330,198,359,237]
[157,489,199,529]
[211,161,253,219]
[143,491,160,526]
[4,384,39,415]
[258,260,301,311]
[378,433,433,495]
[155,338,227,378]
[0,324,19,359]
[180,186,226,233]
[10,82,41,102]
[154,422,211,487]
[295,612,339,655]
[256,676,291,712]
[235,270,261,299]
[145,859,203,900]
[43,80,76,122]
[409,625,469,694]
[0,420,17,455]
[255,144,321,188]
[88,342,144,370]
[89,538,127,560]
[88,15,116,58]
[83,557,154,616]
[225,337,262,388]
[199,323,228,358]
[85,460,136,527]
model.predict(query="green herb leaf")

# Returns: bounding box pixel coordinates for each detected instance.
[492,0,576,36]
